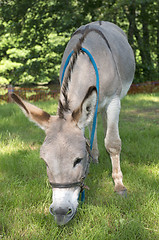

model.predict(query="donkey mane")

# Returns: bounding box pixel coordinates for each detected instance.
[58,30,90,119]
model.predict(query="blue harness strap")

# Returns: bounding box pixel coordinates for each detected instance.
[78,189,85,203]
[61,48,99,204]
[61,47,99,150]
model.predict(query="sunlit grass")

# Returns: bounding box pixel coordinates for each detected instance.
[0,93,159,239]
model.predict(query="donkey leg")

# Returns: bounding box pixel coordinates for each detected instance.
[104,97,127,196]
[101,108,107,133]
[88,122,99,163]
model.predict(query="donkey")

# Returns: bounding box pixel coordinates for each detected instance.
[11,21,135,225]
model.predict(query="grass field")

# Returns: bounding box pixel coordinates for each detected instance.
[0,93,159,240]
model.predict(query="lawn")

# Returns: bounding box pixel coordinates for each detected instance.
[0,93,159,240]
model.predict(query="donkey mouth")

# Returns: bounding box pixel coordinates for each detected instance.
[49,204,77,225]
[54,211,76,225]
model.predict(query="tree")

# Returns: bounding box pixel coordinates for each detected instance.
[0,0,158,85]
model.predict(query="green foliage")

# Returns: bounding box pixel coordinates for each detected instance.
[0,0,158,86]
[7,48,30,60]
[0,93,159,239]
[0,31,67,85]
[0,59,22,73]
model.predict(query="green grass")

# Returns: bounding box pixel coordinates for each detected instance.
[0,93,159,240]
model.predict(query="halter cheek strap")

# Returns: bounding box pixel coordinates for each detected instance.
[61,47,99,150]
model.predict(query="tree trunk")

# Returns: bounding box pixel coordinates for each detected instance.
[140,2,153,80]
[123,1,154,81]
[157,9,159,76]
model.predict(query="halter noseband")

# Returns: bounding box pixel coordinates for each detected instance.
[50,181,85,190]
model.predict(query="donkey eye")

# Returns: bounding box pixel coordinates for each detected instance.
[73,158,82,167]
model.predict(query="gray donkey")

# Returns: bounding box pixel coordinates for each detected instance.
[11,21,135,225]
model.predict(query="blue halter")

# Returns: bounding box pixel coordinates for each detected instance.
[61,48,99,204]
[61,47,99,151]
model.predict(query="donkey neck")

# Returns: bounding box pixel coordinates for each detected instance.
[60,53,96,112]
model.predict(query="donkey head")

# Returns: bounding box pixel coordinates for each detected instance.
[11,86,97,225]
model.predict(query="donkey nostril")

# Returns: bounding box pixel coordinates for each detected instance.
[67,208,73,216]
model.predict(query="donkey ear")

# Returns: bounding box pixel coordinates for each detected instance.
[11,93,51,130]
[72,86,97,129]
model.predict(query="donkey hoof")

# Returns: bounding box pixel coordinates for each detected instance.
[117,189,127,198]
[115,186,127,197]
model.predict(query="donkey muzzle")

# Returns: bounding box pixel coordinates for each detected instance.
[49,203,76,225]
